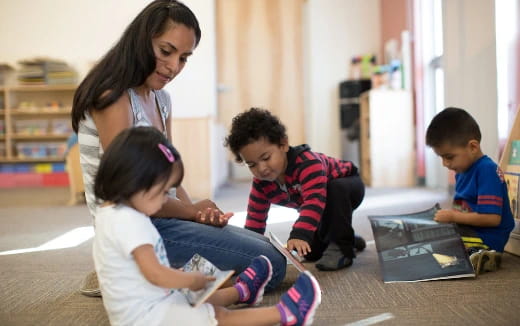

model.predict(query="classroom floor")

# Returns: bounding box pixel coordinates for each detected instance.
[1,183,520,325]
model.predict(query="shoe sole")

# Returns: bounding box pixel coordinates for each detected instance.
[79,288,102,297]
[250,255,273,306]
[470,250,502,276]
[354,235,366,252]
[481,251,501,273]
[302,271,322,326]
[470,251,484,276]
[315,256,353,271]
[80,271,101,297]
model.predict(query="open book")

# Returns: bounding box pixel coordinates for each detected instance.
[269,231,306,272]
[368,204,475,283]
[180,254,234,307]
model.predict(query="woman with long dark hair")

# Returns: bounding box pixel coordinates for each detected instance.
[72,0,286,297]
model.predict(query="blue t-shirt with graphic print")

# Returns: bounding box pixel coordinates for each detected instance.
[453,155,515,251]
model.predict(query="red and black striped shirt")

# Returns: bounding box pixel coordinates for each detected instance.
[245,144,358,243]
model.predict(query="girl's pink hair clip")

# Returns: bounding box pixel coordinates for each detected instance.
[158,143,175,163]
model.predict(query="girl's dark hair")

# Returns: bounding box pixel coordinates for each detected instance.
[224,107,287,163]
[71,0,201,132]
[426,107,482,148]
[94,126,183,204]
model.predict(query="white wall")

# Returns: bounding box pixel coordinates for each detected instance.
[303,0,381,158]
[166,0,217,119]
[0,0,145,80]
[171,0,224,193]
[443,0,499,160]
[0,0,217,119]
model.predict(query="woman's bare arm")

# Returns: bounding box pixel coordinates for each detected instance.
[91,95,134,151]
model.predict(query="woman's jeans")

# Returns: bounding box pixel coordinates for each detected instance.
[151,218,286,291]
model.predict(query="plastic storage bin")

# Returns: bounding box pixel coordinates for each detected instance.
[16,142,47,158]
[16,142,66,159]
[51,119,73,135]
[46,142,67,158]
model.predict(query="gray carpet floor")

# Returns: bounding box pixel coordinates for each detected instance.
[1,184,519,325]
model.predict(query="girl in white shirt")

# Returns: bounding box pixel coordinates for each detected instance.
[93,126,321,326]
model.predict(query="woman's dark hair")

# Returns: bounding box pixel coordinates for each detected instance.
[426,107,482,148]
[71,0,201,132]
[94,126,183,204]
[224,107,287,163]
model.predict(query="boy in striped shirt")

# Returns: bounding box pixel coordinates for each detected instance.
[225,108,366,271]
[426,107,514,275]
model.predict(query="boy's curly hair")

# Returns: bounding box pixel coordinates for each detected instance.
[224,108,287,163]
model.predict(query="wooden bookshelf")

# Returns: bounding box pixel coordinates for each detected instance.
[499,105,520,256]
[0,84,75,164]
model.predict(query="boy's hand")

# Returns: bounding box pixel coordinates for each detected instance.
[188,272,216,291]
[287,239,311,257]
[434,209,454,223]
[195,208,233,227]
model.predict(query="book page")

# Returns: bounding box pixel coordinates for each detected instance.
[368,204,475,283]
[269,231,306,272]
[181,254,234,308]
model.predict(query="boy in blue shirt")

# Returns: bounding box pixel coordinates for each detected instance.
[426,107,515,275]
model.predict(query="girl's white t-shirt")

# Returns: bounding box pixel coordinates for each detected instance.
[93,205,218,326]
[93,204,174,326]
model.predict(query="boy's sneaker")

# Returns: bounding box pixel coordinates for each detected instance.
[234,255,272,305]
[276,271,322,326]
[469,249,502,276]
[354,235,366,252]
[315,242,353,271]
[79,270,102,297]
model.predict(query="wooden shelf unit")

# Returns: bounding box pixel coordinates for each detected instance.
[0,84,76,163]
[499,106,520,256]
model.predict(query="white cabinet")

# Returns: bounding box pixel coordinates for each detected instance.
[359,89,415,187]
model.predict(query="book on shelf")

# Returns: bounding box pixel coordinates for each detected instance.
[17,57,77,85]
[0,63,14,85]
[268,231,306,272]
[180,254,234,308]
[509,140,520,165]
[504,172,520,220]
[368,204,475,283]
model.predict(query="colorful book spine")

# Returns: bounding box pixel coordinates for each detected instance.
[509,140,520,165]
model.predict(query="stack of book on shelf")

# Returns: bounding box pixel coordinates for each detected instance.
[17,57,77,85]
[0,63,14,85]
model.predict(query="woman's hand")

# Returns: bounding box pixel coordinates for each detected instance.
[187,272,216,291]
[192,200,233,227]
[193,199,220,212]
[287,239,311,257]
[195,208,233,227]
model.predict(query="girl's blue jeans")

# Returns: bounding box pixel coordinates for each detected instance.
[151,217,287,291]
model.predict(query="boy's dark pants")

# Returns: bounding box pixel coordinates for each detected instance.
[305,175,365,260]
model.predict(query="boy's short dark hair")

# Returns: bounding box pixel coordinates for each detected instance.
[94,126,182,204]
[426,107,481,148]
[224,108,288,163]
